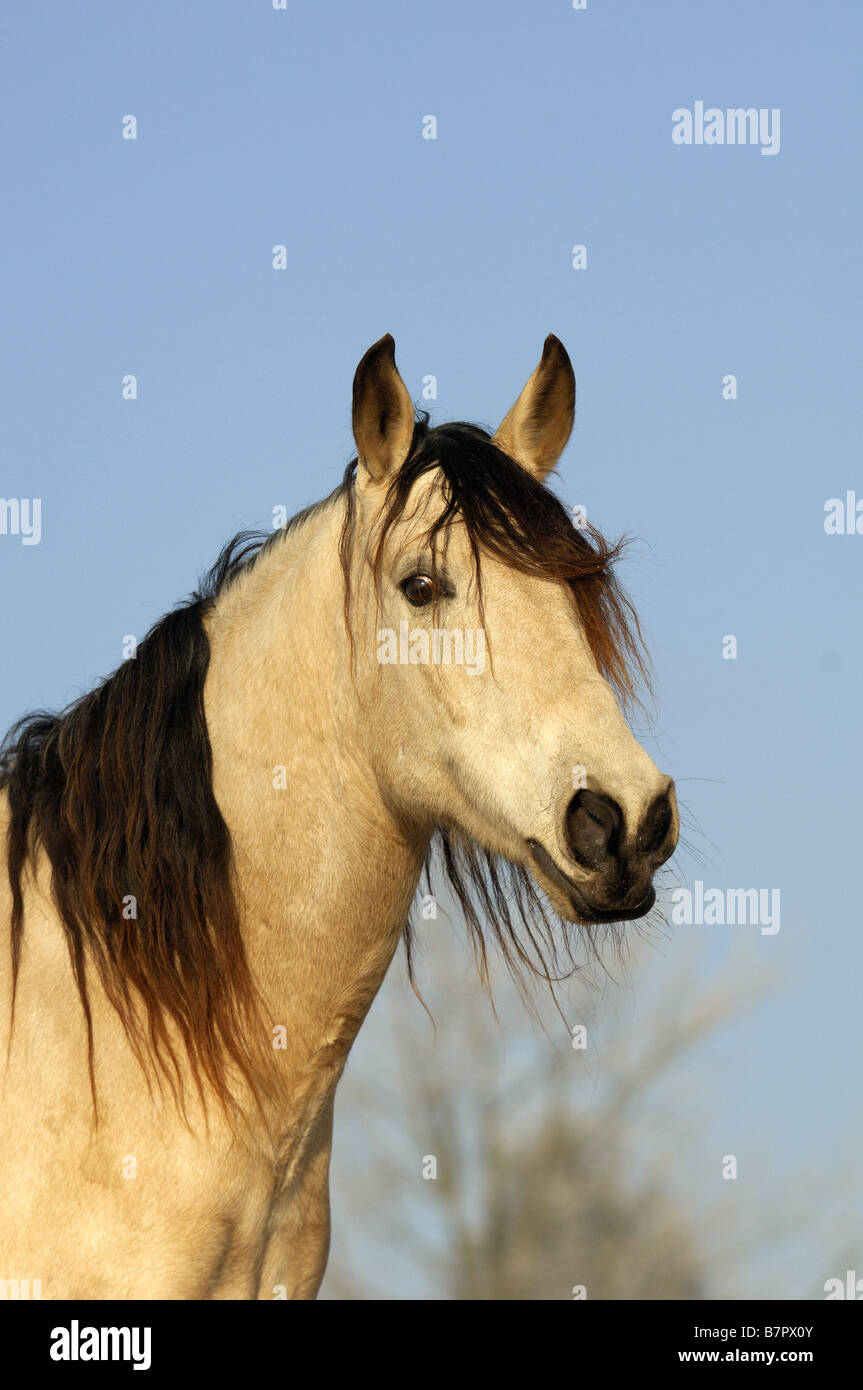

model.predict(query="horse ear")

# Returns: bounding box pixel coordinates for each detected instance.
[493,335,575,481]
[352,334,415,485]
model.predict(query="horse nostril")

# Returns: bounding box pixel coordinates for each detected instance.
[565,789,624,871]
[638,792,674,856]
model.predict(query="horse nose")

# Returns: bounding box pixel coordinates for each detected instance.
[637,786,678,865]
[565,789,624,870]
[565,783,678,874]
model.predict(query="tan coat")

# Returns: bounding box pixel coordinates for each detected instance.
[0,337,676,1298]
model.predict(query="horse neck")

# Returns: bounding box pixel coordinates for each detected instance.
[203,499,425,1088]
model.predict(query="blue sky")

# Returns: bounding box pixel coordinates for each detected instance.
[2,1,861,1292]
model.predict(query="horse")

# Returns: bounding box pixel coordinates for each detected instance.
[0,334,678,1299]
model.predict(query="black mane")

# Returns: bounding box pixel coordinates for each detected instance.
[1,411,648,1114]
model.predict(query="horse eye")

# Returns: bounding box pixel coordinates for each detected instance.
[401,573,438,608]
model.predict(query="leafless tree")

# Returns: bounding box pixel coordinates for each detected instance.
[321,903,851,1301]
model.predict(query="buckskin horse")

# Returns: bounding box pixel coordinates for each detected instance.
[0,335,677,1298]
